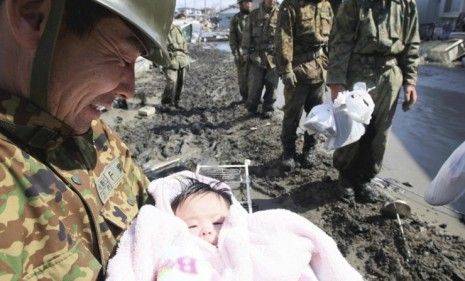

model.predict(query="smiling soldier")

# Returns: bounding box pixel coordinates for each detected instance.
[0,0,174,279]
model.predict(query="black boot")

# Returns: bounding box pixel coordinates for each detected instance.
[281,142,296,170]
[301,133,317,168]
[355,182,380,203]
[336,175,355,203]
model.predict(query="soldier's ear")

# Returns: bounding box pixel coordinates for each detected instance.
[5,0,51,49]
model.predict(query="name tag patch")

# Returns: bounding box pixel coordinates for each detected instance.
[96,158,124,204]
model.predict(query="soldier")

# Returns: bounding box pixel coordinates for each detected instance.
[327,0,420,202]
[161,20,190,107]
[275,0,334,169]
[0,0,174,279]
[242,0,280,118]
[229,0,253,102]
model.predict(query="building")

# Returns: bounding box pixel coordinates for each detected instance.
[217,6,240,30]
[417,0,465,39]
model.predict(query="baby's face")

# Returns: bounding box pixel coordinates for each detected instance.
[175,192,230,246]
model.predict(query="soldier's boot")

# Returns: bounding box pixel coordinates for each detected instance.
[301,133,317,168]
[354,182,380,203]
[336,175,355,203]
[281,142,296,170]
[262,110,273,119]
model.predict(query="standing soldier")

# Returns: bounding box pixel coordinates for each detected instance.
[327,0,420,202]
[242,0,279,118]
[162,20,190,107]
[275,0,334,169]
[229,0,253,102]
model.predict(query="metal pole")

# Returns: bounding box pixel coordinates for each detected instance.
[394,202,412,261]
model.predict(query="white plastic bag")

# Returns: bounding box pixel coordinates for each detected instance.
[324,108,366,150]
[304,82,375,150]
[345,82,375,125]
[425,141,465,206]
[303,103,336,137]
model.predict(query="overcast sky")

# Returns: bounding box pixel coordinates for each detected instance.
[176,0,237,10]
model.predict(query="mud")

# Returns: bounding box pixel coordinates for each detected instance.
[102,45,465,280]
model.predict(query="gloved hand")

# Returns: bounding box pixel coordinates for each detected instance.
[402,84,417,111]
[281,71,297,88]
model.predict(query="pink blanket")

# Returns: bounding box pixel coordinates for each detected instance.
[106,171,363,281]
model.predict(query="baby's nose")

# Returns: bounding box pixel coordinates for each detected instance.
[201,225,213,236]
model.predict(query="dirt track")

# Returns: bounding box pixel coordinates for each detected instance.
[103,44,465,281]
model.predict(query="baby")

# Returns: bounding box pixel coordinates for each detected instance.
[107,171,364,281]
[171,179,232,246]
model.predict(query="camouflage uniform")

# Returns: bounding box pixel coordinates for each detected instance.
[0,93,149,280]
[162,24,189,106]
[229,9,250,101]
[327,0,420,185]
[241,2,279,114]
[275,0,334,161]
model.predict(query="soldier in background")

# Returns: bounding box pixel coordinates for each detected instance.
[327,0,420,203]
[229,0,253,102]
[275,0,334,169]
[0,0,174,278]
[242,0,279,118]
[162,18,190,107]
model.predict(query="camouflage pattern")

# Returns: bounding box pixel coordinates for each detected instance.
[327,0,420,184]
[275,0,333,81]
[162,24,189,105]
[275,0,334,145]
[0,93,149,280]
[242,2,279,113]
[281,82,325,145]
[247,63,279,112]
[162,68,186,106]
[164,25,189,70]
[229,10,250,101]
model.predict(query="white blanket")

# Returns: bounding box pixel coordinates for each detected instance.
[106,171,363,281]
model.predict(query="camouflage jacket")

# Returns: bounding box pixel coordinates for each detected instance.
[229,11,249,58]
[327,0,420,86]
[165,24,189,70]
[241,3,279,69]
[0,93,149,280]
[275,0,334,82]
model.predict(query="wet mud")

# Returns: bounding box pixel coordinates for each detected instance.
[103,45,465,280]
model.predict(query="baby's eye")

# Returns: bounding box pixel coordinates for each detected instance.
[213,222,223,226]
[188,225,198,229]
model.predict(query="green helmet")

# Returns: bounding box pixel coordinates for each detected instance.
[94,0,174,62]
[30,0,175,111]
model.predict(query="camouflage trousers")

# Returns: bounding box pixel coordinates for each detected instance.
[162,67,186,106]
[235,59,249,101]
[334,60,403,185]
[246,63,278,112]
[281,81,325,147]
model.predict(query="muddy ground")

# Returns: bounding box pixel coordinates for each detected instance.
[102,45,465,281]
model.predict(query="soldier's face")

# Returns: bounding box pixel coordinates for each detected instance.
[48,17,146,134]
[241,1,253,12]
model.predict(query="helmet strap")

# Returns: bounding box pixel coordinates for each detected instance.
[29,0,66,111]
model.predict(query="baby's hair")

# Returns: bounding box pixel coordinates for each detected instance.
[171,177,233,212]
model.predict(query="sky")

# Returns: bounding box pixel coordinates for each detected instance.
[176,0,237,10]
